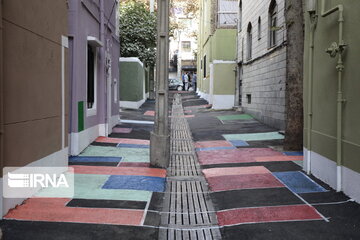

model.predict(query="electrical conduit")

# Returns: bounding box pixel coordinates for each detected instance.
[306,12,317,175]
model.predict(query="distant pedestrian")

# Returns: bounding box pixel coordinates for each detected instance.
[182,73,185,88]
[184,72,189,91]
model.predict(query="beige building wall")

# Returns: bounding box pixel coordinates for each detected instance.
[0,0,69,215]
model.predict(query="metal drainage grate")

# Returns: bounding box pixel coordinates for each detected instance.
[159,94,221,240]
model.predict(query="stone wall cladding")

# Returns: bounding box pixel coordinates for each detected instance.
[238,0,287,130]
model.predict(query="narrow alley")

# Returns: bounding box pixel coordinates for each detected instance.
[1,92,359,239]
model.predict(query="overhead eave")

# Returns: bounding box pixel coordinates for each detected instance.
[87,36,103,47]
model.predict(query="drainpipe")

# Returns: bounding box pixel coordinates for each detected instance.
[0,0,4,172]
[320,0,346,192]
[306,11,317,175]
[100,0,106,134]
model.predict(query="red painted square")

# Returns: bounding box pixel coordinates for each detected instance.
[112,128,132,134]
[217,205,322,226]
[4,198,144,226]
[144,111,155,116]
[207,173,284,192]
[195,140,233,149]
[254,156,304,162]
[203,166,270,178]
[73,165,166,178]
[197,148,283,165]
[95,137,149,145]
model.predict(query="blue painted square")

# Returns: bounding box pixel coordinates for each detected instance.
[229,140,249,147]
[102,175,166,192]
[117,143,150,149]
[196,146,236,151]
[273,171,327,194]
[69,156,122,163]
[284,151,303,156]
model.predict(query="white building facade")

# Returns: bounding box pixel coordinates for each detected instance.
[237,0,287,130]
[169,6,198,83]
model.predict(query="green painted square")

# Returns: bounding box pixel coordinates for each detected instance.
[223,132,284,141]
[217,114,254,121]
[78,101,84,132]
[80,145,150,163]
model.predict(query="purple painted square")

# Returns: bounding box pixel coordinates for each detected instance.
[230,140,249,147]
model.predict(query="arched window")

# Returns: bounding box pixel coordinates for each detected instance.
[258,17,261,40]
[247,23,252,60]
[269,0,278,47]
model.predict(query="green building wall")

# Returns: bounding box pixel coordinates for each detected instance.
[198,29,237,96]
[119,60,145,102]
[303,0,360,200]
[213,63,236,95]
[211,29,237,62]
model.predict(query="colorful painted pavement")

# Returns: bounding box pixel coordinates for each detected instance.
[5,136,165,218]
[3,133,166,239]
[2,94,360,239]
[184,92,360,240]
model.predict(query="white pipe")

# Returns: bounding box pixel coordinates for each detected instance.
[320,0,345,192]
[306,12,317,175]
[337,166,342,192]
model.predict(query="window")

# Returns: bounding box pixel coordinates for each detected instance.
[181,41,191,52]
[269,0,278,48]
[203,56,207,78]
[218,0,237,27]
[87,44,96,109]
[238,0,242,31]
[258,17,262,40]
[114,78,118,103]
[247,94,252,104]
[247,23,252,60]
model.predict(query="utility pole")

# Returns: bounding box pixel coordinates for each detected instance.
[150,0,170,168]
[149,0,155,99]
[177,30,182,81]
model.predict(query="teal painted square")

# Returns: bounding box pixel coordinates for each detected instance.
[223,132,284,141]
[80,145,149,163]
[217,114,254,121]
[37,174,151,202]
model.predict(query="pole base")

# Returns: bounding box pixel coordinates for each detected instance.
[150,131,170,168]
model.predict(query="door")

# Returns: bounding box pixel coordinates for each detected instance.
[209,63,214,104]
[238,64,243,106]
